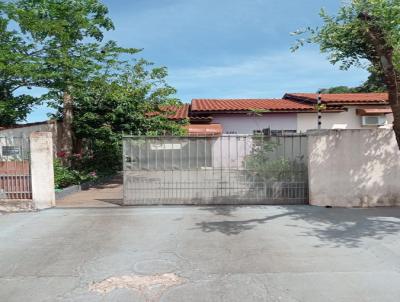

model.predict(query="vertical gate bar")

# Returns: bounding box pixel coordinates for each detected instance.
[28,137,31,199]
[171,138,175,199]
[147,137,150,170]
[163,136,166,202]
[130,138,134,171]
[261,134,264,202]
[180,137,182,170]
[5,139,8,197]
[236,135,239,170]
[179,137,182,202]
[235,136,239,199]
[204,136,207,168]
[195,137,198,201]
[204,136,207,201]
[228,135,231,198]
[188,137,191,169]
[188,138,191,199]
[196,137,199,169]
[19,137,23,199]
[155,137,158,170]
[220,136,223,197]
[244,135,247,170]
[138,137,142,170]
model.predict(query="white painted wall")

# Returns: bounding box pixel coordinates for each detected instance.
[297,106,394,132]
[0,121,63,153]
[212,113,297,134]
[30,132,55,209]
[308,129,400,207]
[0,123,53,137]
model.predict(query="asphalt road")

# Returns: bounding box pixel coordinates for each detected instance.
[1,206,400,302]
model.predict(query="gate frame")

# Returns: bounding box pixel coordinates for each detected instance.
[122,133,309,205]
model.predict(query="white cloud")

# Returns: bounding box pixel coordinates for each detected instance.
[168,49,369,100]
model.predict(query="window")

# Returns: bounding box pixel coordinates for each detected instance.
[253,129,297,136]
[1,146,20,156]
[361,116,387,126]
[271,130,296,136]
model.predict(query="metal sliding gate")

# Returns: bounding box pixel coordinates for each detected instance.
[123,134,308,205]
[0,136,32,200]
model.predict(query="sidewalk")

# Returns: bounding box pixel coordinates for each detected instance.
[56,176,122,208]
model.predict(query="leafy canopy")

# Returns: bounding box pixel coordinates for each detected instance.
[292,0,400,72]
[5,0,139,97]
[69,58,187,173]
[0,1,42,125]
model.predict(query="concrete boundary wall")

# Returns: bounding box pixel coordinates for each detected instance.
[308,129,400,207]
[30,132,55,209]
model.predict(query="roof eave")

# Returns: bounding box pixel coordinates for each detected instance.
[190,109,315,114]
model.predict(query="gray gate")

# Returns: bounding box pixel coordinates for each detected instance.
[0,136,31,200]
[123,134,308,205]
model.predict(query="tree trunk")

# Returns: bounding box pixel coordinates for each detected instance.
[376,56,400,149]
[61,90,74,164]
[391,102,400,149]
[358,13,400,149]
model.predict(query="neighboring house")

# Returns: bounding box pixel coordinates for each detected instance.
[0,120,64,154]
[1,93,393,142]
[189,98,316,135]
[185,92,393,134]
[284,93,393,133]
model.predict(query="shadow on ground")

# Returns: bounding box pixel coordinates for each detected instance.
[195,206,400,248]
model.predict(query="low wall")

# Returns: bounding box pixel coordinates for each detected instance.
[308,129,400,207]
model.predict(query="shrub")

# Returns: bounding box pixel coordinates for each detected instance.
[53,158,98,189]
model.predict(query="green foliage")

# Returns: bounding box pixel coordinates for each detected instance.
[2,0,188,170]
[54,158,97,189]
[5,0,139,100]
[54,158,80,189]
[245,138,292,181]
[319,67,386,93]
[247,108,270,116]
[70,59,187,174]
[319,86,359,94]
[0,2,42,125]
[292,0,400,148]
[0,93,37,125]
[292,0,400,72]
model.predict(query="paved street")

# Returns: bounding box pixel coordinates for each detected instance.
[1,206,400,301]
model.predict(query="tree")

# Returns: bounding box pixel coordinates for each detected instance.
[292,0,400,148]
[320,67,386,93]
[69,59,187,173]
[0,2,41,125]
[5,0,137,156]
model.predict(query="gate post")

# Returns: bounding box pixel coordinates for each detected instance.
[30,132,55,209]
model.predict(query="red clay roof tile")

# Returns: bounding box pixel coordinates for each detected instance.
[164,104,190,120]
[191,99,314,112]
[147,104,189,120]
[284,93,389,104]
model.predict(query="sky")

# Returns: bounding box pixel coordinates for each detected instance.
[26,0,369,122]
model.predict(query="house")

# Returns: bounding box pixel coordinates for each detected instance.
[0,120,64,155]
[284,93,393,132]
[183,92,393,135]
[1,92,394,140]
[189,98,316,135]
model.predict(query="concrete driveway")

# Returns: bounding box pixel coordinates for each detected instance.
[0,206,400,302]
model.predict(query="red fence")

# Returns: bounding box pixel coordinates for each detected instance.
[0,136,32,200]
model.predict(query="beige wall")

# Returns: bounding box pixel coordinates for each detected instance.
[308,129,400,207]
[212,113,297,134]
[0,121,63,154]
[30,132,55,209]
[297,106,394,132]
